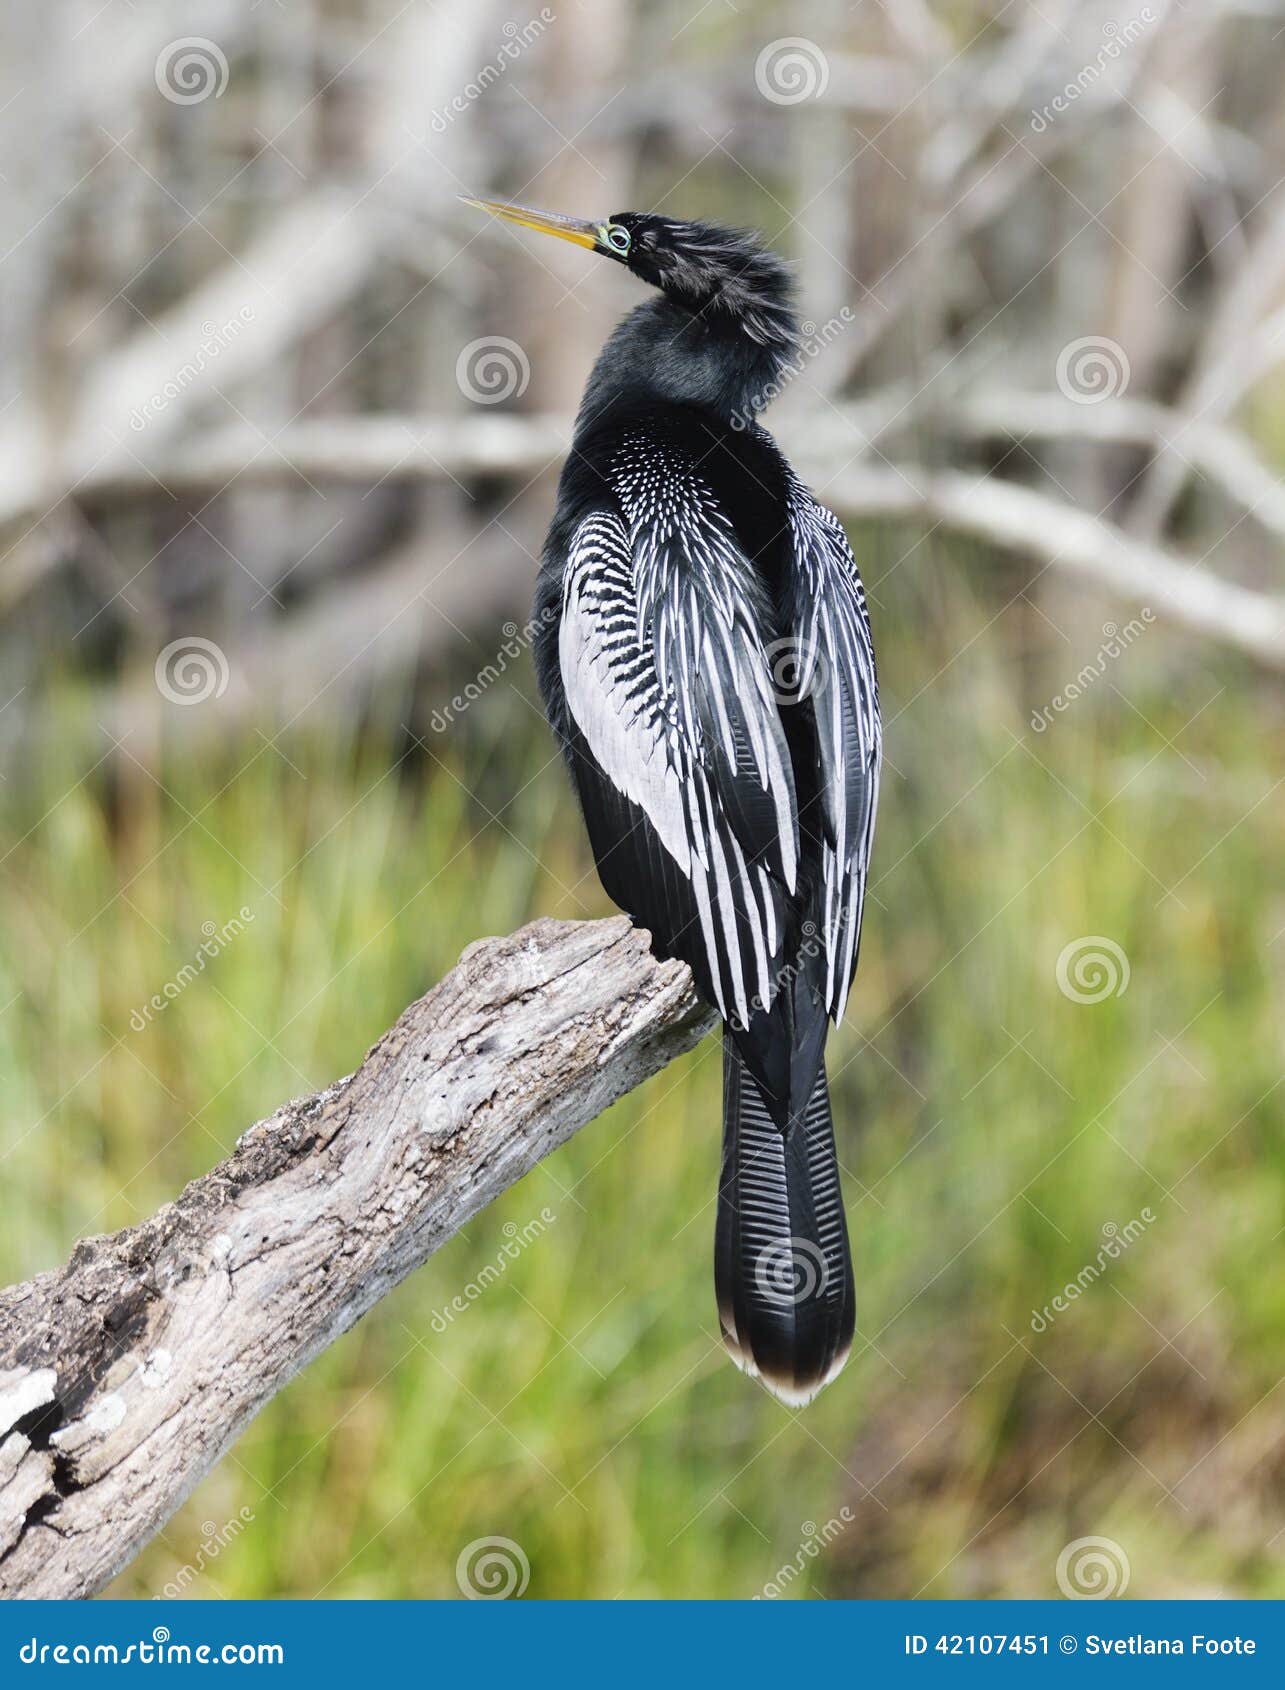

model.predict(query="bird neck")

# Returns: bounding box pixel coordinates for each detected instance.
[579,283,799,430]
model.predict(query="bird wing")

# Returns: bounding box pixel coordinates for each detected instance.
[557,450,799,1027]
[779,472,882,1021]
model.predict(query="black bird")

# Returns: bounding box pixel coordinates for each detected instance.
[464,196,881,1406]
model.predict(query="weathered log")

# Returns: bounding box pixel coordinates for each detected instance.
[0,915,714,1599]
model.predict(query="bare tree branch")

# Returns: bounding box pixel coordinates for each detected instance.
[74,416,573,499]
[951,391,1285,549]
[0,0,500,537]
[49,412,1284,674]
[1132,198,1285,537]
[0,916,715,1599]
[820,463,1285,670]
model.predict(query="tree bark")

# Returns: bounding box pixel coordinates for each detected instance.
[0,915,715,1600]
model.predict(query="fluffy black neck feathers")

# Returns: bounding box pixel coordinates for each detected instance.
[580,218,799,428]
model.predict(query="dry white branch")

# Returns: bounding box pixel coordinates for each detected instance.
[819,464,1285,670]
[1133,197,1285,537]
[0,915,714,1599]
[49,411,1284,674]
[951,391,1285,548]
[0,0,499,539]
[52,399,1285,562]
[0,191,380,538]
[87,415,573,499]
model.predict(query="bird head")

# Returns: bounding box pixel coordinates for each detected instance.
[461,197,796,349]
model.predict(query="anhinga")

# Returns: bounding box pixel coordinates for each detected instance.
[464,195,881,1406]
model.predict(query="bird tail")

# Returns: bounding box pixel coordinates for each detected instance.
[714,1030,855,1406]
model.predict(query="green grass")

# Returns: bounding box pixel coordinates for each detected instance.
[1,525,1281,1599]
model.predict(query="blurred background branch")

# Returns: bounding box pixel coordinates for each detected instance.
[3,0,1285,737]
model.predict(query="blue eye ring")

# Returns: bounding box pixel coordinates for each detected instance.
[603,224,631,255]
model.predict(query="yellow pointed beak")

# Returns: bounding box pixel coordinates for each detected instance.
[459,194,601,251]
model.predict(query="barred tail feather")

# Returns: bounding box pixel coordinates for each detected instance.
[714,1033,855,1405]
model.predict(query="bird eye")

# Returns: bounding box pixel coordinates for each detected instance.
[604,225,631,254]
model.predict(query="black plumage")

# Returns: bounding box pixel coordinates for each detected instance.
[465,197,881,1406]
